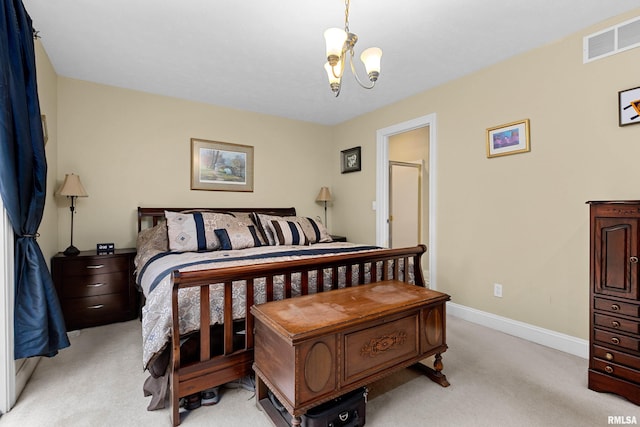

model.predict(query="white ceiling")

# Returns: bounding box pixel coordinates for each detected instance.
[22,1,640,126]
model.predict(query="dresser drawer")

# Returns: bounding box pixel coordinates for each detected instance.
[591,357,640,384]
[594,329,640,352]
[59,256,129,277]
[62,294,131,329]
[592,345,640,370]
[60,271,129,298]
[594,298,640,318]
[343,313,419,384]
[594,313,640,334]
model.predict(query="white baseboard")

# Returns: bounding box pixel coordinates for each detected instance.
[447,302,589,359]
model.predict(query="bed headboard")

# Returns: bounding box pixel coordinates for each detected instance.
[137,207,297,232]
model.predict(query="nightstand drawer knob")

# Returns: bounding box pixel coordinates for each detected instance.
[630,256,638,264]
[605,352,614,361]
[87,283,106,288]
[611,304,620,311]
[86,265,104,269]
[88,304,104,310]
[605,366,614,374]
[611,337,620,345]
[611,321,620,328]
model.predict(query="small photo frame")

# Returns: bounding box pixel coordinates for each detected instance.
[341,146,361,173]
[486,119,530,158]
[619,86,640,127]
[191,138,254,192]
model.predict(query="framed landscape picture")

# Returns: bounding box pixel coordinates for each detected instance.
[191,138,254,191]
[486,119,530,158]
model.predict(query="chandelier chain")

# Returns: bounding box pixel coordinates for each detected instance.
[344,0,350,34]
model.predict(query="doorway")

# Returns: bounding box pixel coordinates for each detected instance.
[389,161,422,248]
[376,113,437,289]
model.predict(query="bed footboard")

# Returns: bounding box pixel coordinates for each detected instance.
[169,244,427,426]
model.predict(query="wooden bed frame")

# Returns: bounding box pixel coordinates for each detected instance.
[137,207,430,426]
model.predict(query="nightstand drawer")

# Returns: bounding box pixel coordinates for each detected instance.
[60,271,129,298]
[62,294,131,329]
[594,329,640,352]
[51,248,138,330]
[60,256,128,277]
[594,313,640,334]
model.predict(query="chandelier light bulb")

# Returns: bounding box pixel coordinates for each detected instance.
[324,28,347,63]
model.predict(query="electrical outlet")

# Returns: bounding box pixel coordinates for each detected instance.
[494,283,503,298]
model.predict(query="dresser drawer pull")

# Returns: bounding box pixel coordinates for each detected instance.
[611,321,620,328]
[611,337,620,345]
[605,352,614,361]
[86,265,104,269]
[87,304,104,310]
[611,304,620,311]
[86,283,106,288]
[605,366,614,374]
[630,256,639,264]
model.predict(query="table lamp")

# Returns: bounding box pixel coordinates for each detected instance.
[315,187,332,227]
[57,173,88,256]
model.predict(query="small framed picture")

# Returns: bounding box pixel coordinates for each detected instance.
[486,119,530,158]
[191,138,254,191]
[619,86,640,127]
[341,146,361,173]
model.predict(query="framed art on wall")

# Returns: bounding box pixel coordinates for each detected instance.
[486,119,530,158]
[341,146,361,173]
[191,138,254,191]
[619,86,640,127]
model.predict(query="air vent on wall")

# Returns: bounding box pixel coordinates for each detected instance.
[584,16,640,63]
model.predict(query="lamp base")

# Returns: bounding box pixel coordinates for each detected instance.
[63,245,80,256]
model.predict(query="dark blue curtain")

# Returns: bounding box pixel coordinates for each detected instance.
[0,0,69,358]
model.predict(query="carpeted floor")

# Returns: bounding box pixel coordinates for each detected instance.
[1,315,638,426]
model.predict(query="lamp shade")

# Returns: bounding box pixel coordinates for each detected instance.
[57,173,88,197]
[360,47,382,75]
[324,27,347,59]
[315,187,332,202]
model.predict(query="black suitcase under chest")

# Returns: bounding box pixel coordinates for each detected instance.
[269,387,367,427]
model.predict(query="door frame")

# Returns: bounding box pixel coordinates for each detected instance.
[376,113,437,289]
[0,199,15,414]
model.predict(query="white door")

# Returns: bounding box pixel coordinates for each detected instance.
[389,162,421,248]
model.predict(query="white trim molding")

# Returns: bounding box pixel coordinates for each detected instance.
[448,302,589,359]
[0,202,15,414]
[376,113,437,289]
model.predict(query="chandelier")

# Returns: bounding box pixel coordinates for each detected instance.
[323,0,382,97]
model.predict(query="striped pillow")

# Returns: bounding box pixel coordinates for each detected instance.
[214,225,262,250]
[270,220,309,246]
[165,211,247,252]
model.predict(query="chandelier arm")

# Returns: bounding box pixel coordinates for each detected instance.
[349,50,376,90]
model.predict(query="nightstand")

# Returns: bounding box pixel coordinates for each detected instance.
[330,235,347,242]
[51,248,138,331]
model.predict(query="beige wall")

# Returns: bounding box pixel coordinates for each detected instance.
[38,9,640,341]
[331,9,640,339]
[34,40,59,266]
[55,79,333,250]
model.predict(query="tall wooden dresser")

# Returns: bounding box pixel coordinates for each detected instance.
[587,201,640,405]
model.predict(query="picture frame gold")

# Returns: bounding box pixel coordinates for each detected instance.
[190,138,254,192]
[486,119,530,158]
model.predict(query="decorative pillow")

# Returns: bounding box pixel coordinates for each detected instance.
[165,211,247,252]
[270,220,309,246]
[298,217,332,244]
[134,220,169,269]
[254,213,332,245]
[214,225,262,250]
